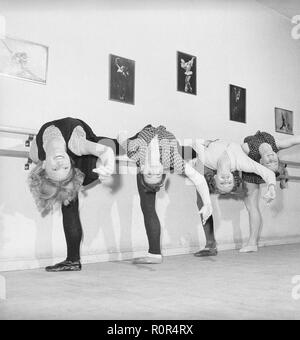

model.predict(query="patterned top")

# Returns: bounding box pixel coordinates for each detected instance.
[30,125,87,163]
[242,131,279,184]
[125,125,186,174]
[244,131,279,162]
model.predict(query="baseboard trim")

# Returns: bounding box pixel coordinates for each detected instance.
[1,236,300,272]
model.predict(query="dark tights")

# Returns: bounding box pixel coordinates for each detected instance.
[60,137,118,263]
[61,197,82,262]
[137,173,162,255]
[136,175,217,254]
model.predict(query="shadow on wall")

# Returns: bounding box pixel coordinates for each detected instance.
[217,191,245,249]
[258,184,285,242]
[0,157,55,264]
[270,185,284,216]
[162,175,202,253]
[79,173,136,261]
[216,182,285,247]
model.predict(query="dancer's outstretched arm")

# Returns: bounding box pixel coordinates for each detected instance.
[79,139,115,179]
[276,135,300,150]
[234,146,276,203]
[185,163,212,223]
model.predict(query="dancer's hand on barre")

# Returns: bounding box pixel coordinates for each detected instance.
[199,203,213,225]
[93,165,113,181]
[93,147,115,181]
[263,184,276,203]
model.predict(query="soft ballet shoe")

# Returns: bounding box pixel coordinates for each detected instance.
[132,256,163,264]
[194,247,218,257]
[45,260,82,272]
[239,245,258,253]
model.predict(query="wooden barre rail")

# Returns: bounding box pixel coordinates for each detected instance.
[288,175,300,182]
[0,149,135,164]
[0,128,299,173]
[0,151,299,167]
[0,125,37,136]
[280,160,300,168]
[0,149,29,158]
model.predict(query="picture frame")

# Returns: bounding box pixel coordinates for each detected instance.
[229,84,246,123]
[275,107,293,135]
[177,51,197,95]
[0,36,48,84]
[109,54,135,105]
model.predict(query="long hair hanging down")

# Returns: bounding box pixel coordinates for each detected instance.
[28,161,85,216]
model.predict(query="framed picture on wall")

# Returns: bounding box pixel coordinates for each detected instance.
[229,84,246,123]
[275,107,293,135]
[177,51,196,95]
[109,54,135,105]
[0,36,48,84]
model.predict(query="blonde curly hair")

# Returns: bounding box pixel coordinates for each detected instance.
[28,161,85,216]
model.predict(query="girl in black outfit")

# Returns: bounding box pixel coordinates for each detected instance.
[29,117,116,272]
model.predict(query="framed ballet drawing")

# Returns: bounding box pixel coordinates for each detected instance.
[229,84,246,123]
[0,36,48,84]
[177,51,197,95]
[109,54,135,105]
[275,107,293,135]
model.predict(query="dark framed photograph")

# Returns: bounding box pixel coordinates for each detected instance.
[229,84,246,123]
[275,107,293,135]
[177,51,196,95]
[109,54,135,105]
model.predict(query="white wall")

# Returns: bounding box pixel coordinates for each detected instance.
[0,0,300,271]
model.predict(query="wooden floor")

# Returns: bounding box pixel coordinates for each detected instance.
[0,244,300,320]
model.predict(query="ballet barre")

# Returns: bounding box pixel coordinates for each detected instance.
[116,155,136,164]
[0,149,30,158]
[0,125,36,146]
[0,149,135,172]
[280,160,300,182]
[0,125,37,136]
[281,160,300,168]
[0,125,36,169]
[287,176,300,181]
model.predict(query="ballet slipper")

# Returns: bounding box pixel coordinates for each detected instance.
[194,246,218,257]
[239,245,258,253]
[132,254,163,264]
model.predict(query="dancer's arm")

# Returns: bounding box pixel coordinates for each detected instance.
[276,135,300,150]
[69,127,115,178]
[235,146,276,202]
[173,148,212,223]
[239,154,276,188]
[79,139,115,179]
[185,163,213,223]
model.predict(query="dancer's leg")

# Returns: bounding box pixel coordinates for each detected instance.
[46,198,82,272]
[194,191,217,257]
[133,173,162,264]
[240,182,261,252]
